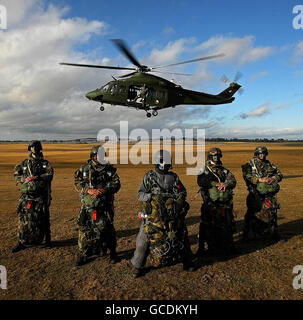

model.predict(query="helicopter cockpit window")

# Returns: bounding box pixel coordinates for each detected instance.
[110,84,118,95]
[119,86,126,93]
[156,91,167,99]
[100,84,110,92]
[147,88,156,98]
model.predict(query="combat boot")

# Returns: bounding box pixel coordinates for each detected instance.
[133,267,143,278]
[183,261,196,272]
[44,235,52,248]
[195,246,205,257]
[109,251,118,264]
[12,242,26,253]
[76,254,87,266]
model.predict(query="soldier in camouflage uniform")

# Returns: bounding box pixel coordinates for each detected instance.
[196,148,237,256]
[242,146,283,240]
[131,150,194,278]
[74,145,120,266]
[12,141,54,252]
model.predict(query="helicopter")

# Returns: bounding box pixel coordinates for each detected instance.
[60,39,242,118]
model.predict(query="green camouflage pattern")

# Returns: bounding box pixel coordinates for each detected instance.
[197,159,237,252]
[74,159,120,257]
[17,197,45,245]
[14,153,53,244]
[208,186,233,202]
[77,208,110,256]
[143,193,188,267]
[242,156,283,238]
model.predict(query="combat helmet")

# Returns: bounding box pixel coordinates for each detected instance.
[90,145,107,164]
[153,149,172,171]
[28,140,43,153]
[207,147,222,163]
[254,145,268,156]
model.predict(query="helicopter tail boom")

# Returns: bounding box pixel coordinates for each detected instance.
[217,83,241,99]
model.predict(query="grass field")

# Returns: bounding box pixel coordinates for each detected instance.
[0,142,303,300]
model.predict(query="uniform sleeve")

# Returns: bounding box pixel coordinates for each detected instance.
[40,161,54,184]
[105,168,121,194]
[175,174,187,200]
[74,165,89,193]
[225,170,237,189]
[13,161,25,184]
[138,172,152,202]
[271,163,283,183]
[197,169,213,190]
[242,162,258,185]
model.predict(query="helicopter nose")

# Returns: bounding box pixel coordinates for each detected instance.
[85,91,94,100]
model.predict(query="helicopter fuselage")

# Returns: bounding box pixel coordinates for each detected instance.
[85,73,239,112]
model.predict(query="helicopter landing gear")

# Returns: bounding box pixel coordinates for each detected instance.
[146,112,151,118]
[100,104,105,111]
[152,110,158,116]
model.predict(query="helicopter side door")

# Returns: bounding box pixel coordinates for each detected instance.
[148,88,168,109]
[106,83,128,105]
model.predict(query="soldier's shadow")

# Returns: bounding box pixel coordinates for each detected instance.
[194,218,303,268]
[51,238,78,247]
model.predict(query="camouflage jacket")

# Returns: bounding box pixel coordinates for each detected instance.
[197,160,236,198]
[74,159,120,200]
[138,168,187,203]
[14,152,54,197]
[242,157,283,191]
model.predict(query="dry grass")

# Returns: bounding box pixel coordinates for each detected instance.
[0,142,303,300]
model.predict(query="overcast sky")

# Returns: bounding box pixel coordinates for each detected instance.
[0,0,303,140]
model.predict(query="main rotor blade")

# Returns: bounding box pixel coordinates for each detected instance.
[152,53,225,69]
[151,70,192,76]
[111,39,142,69]
[59,62,136,71]
[118,71,138,78]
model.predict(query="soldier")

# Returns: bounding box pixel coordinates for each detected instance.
[131,149,194,278]
[196,147,237,256]
[12,140,54,252]
[74,145,120,266]
[242,146,283,240]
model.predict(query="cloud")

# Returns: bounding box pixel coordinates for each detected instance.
[239,100,294,120]
[249,71,268,82]
[0,4,291,141]
[240,102,271,119]
[197,35,274,65]
[163,27,175,35]
[291,41,303,63]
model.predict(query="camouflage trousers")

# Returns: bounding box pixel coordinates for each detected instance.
[243,192,280,239]
[199,201,235,253]
[17,196,50,245]
[77,207,117,257]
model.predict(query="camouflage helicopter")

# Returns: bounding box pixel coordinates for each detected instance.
[60,39,242,118]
